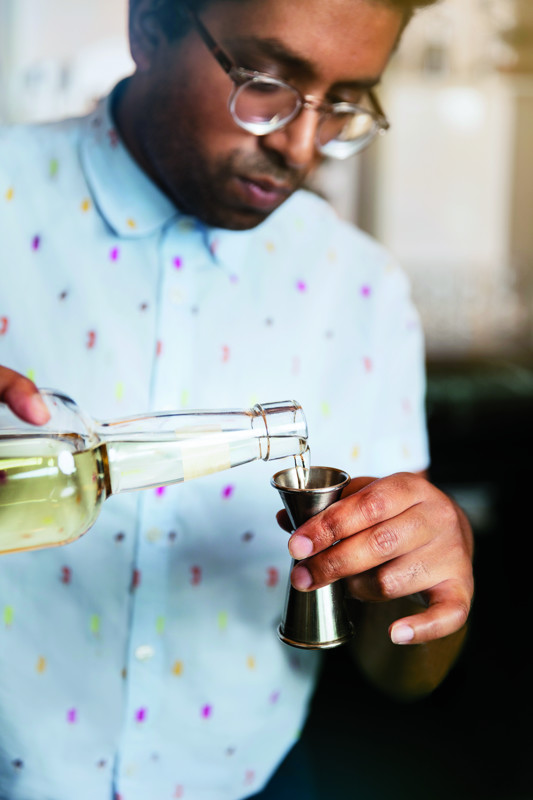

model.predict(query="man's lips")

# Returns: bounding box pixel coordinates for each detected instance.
[233,175,294,211]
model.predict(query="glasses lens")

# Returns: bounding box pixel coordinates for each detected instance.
[230,77,300,135]
[318,109,380,159]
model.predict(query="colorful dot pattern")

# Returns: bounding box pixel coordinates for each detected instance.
[0,91,429,799]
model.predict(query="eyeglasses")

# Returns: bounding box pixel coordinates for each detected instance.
[182,1,390,160]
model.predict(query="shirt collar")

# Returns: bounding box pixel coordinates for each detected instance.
[80,85,178,238]
[79,83,278,271]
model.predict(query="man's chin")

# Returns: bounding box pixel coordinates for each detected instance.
[197,201,283,231]
[168,178,294,230]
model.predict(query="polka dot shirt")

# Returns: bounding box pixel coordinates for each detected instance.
[0,88,429,800]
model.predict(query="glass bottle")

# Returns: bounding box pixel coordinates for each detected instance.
[0,389,308,555]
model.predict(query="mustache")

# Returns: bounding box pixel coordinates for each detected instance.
[226,150,306,187]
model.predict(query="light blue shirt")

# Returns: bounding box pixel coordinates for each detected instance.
[0,88,429,800]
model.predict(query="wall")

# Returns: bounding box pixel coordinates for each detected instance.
[0,0,133,123]
[363,0,533,357]
[2,0,532,356]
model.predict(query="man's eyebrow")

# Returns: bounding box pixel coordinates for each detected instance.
[228,36,382,89]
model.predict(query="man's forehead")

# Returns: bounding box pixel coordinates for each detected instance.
[202,0,403,82]
[227,34,385,89]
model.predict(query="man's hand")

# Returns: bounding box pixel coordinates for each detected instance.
[277,472,474,645]
[0,366,50,424]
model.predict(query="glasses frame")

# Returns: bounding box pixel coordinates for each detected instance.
[181,0,390,158]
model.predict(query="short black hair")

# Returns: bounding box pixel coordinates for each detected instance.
[147,0,440,40]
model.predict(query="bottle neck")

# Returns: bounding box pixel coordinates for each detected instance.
[95,402,307,495]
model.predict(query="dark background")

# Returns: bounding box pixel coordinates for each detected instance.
[302,357,533,799]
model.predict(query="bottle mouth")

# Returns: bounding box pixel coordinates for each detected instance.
[252,401,308,461]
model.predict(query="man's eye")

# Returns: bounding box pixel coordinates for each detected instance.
[330,93,364,107]
[248,79,288,95]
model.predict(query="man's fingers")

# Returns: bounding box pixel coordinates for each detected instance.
[293,542,437,595]
[291,506,433,584]
[289,473,433,556]
[6,389,50,425]
[343,535,471,602]
[0,368,50,424]
[276,509,292,533]
[389,580,472,644]
[275,478,378,535]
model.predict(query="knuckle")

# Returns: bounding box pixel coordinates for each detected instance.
[406,560,430,584]
[391,471,413,487]
[373,566,401,599]
[358,490,387,526]
[319,506,344,545]
[369,525,400,559]
[317,546,345,582]
[410,471,429,490]
[440,499,459,530]
[431,493,459,532]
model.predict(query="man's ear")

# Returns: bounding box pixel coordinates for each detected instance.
[129,0,171,71]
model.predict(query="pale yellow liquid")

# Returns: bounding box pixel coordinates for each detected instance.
[0,436,107,554]
[0,434,309,554]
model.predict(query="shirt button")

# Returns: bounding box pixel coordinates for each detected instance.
[135,645,155,661]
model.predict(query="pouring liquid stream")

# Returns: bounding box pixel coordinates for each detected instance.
[293,446,311,489]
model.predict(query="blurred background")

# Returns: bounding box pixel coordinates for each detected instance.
[1,1,532,797]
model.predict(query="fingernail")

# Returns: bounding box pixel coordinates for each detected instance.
[390,624,415,645]
[291,565,313,591]
[289,535,313,560]
[27,393,50,424]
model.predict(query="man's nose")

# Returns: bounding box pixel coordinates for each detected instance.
[260,108,321,170]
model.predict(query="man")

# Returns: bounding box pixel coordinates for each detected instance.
[0,1,473,798]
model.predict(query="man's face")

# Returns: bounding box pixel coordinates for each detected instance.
[125,0,403,230]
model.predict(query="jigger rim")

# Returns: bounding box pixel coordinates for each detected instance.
[270,465,351,494]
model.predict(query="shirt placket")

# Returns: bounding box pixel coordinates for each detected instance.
[115,219,213,791]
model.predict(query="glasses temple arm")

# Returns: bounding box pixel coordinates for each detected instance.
[181,0,235,74]
[368,89,390,129]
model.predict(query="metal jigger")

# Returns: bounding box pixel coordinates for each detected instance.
[271,466,354,649]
